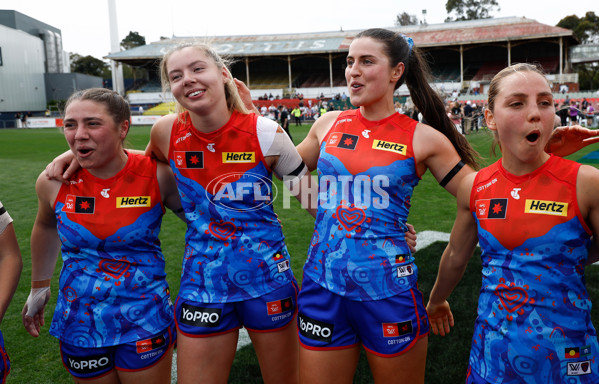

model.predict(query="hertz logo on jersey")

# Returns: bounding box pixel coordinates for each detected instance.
[372,140,407,155]
[222,152,255,163]
[524,199,568,216]
[117,196,151,208]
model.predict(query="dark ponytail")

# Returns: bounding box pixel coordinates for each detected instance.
[356,28,480,170]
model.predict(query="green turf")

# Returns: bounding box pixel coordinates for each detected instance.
[1,124,598,383]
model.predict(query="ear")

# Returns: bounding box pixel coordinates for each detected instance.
[222,66,230,84]
[119,119,130,140]
[391,62,405,83]
[484,108,496,132]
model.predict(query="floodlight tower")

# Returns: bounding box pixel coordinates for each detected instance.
[108,0,125,95]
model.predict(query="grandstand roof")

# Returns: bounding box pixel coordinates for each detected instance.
[107,17,576,66]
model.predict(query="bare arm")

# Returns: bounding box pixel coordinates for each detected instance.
[577,165,599,265]
[156,161,185,221]
[295,111,340,171]
[413,123,475,197]
[0,222,22,324]
[426,172,479,336]
[146,114,175,162]
[22,173,61,337]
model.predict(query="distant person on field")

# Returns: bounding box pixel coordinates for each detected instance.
[279,104,292,140]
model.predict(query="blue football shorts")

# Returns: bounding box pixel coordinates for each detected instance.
[175,280,298,336]
[0,331,10,384]
[59,322,175,379]
[297,277,429,356]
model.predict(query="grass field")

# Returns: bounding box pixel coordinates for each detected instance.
[1,123,599,383]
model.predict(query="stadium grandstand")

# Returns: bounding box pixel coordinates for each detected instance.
[107,16,598,118]
[2,11,599,128]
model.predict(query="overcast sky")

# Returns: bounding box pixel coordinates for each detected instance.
[5,0,597,60]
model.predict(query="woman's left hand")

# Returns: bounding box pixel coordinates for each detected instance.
[405,223,417,253]
[546,125,599,157]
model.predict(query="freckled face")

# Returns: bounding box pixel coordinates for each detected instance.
[486,70,555,173]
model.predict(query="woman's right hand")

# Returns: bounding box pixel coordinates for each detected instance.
[45,150,78,184]
[22,287,51,337]
[426,300,454,336]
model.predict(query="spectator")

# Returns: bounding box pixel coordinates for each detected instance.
[463,100,473,134]
[291,106,302,126]
[569,102,579,125]
[587,103,595,127]
[450,101,463,134]
[279,105,291,139]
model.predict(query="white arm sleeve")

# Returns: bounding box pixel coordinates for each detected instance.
[256,117,308,189]
[0,201,13,235]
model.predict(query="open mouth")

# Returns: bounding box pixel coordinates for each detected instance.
[526,131,540,142]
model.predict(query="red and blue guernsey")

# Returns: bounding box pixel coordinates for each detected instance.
[168,111,295,303]
[52,153,173,347]
[469,155,599,383]
[303,109,420,301]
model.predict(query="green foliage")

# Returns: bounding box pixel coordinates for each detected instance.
[69,53,109,77]
[445,0,500,21]
[557,12,599,44]
[121,31,146,51]
[575,63,599,92]
[396,12,419,26]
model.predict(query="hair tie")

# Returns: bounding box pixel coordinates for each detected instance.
[400,34,414,55]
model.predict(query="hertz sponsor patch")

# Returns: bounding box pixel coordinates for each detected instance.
[117,196,151,208]
[222,152,255,163]
[372,139,407,155]
[524,199,568,216]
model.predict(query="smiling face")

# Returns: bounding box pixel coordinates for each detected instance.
[63,99,128,178]
[165,46,229,116]
[345,37,403,118]
[485,68,555,175]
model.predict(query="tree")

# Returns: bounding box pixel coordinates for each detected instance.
[121,31,146,51]
[396,12,418,26]
[120,31,148,89]
[70,54,109,77]
[445,0,500,22]
[557,12,599,44]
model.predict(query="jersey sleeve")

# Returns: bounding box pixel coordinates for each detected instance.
[256,117,308,189]
[0,201,13,235]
